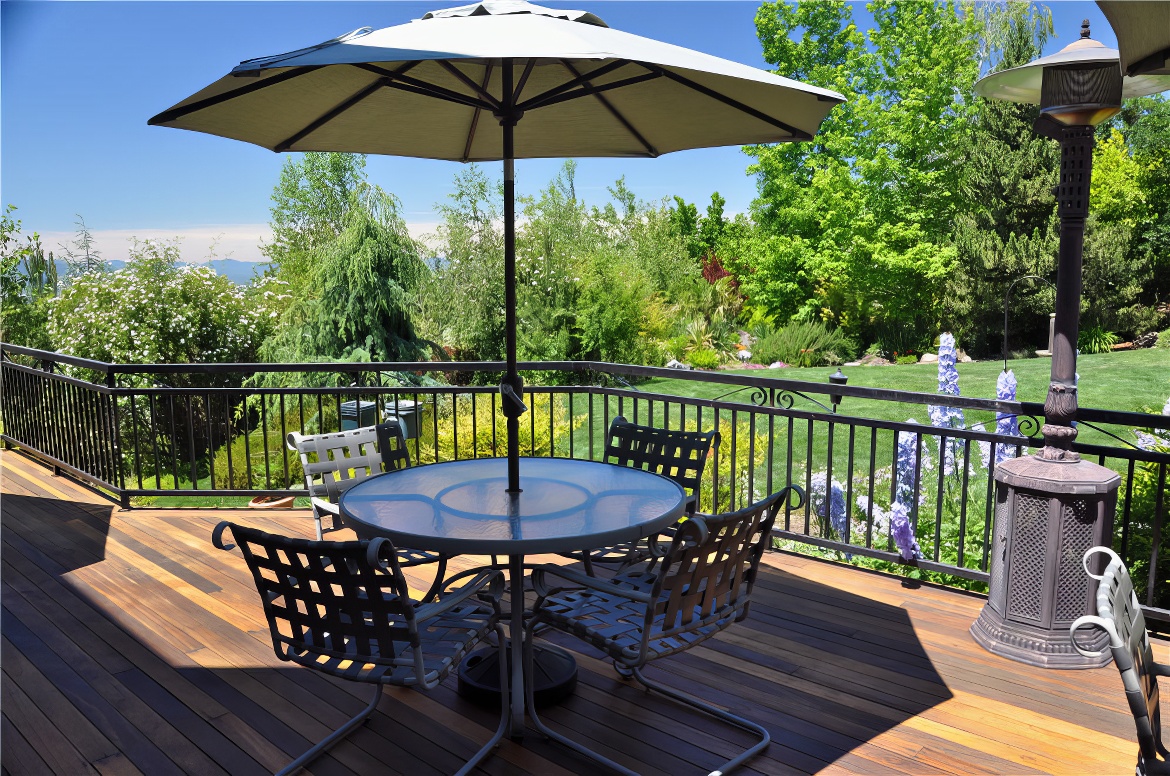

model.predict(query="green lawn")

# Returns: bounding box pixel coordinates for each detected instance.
[644,348,1169,437]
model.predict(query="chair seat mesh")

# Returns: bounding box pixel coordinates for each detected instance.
[536,569,740,663]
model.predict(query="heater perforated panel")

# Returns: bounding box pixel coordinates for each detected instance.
[1007,493,1049,622]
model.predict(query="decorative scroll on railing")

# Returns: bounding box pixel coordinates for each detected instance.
[2,343,1166,619]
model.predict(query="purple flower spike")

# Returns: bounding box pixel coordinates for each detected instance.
[928,333,965,473]
[994,369,1020,465]
[810,472,848,541]
[888,501,922,561]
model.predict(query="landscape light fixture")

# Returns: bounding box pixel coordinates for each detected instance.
[969,21,1168,669]
[828,369,847,413]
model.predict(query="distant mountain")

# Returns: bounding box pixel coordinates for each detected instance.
[200,259,271,285]
[52,258,270,286]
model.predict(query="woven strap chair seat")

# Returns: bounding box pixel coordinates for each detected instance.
[535,570,740,663]
[284,599,495,686]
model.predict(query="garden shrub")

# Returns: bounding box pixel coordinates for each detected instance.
[895,354,919,365]
[751,321,855,367]
[686,348,721,370]
[1157,329,1170,349]
[1078,325,1119,354]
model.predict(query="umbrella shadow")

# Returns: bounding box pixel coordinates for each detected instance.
[1,494,114,574]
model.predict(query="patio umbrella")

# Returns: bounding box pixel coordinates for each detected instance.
[150,0,844,494]
[1098,1,1170,77]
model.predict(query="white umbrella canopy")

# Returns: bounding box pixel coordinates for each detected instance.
[149,1,844,160]
[151,1,843,493]
[1098,1,1170,77]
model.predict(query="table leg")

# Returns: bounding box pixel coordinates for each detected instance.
[508,553,526,739]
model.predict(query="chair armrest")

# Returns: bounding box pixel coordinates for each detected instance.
[414,568,505,622]
[531,563,653,604]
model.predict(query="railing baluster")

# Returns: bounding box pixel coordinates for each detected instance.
[845,425,855,547]
[149,392,162,489]
[169,394,180,487]
[261,393,271,490]
[958,439,971,569]
[934,435,947,562]
[130,393,145,490]
[866,427,877,549]
[825,418,835,540]
[804,418,814,537]
[1146,463,1166,607]
[1120,458,1135,559]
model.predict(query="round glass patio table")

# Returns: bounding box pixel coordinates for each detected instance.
[338,456,687,736]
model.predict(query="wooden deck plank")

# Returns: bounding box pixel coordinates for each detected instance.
[1,449,1156,775]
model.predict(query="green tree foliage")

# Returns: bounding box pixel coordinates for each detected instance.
[259,153,428,376]
[415,165,507,362]
[949,2,1058,356]
[0,206,58,349]
[1091,96,1170,337]
[742,0,979,349]
[417,162,692,374]
[263,152,371,298]
[59,214,104,277]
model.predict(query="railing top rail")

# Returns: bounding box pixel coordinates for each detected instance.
[1,342,113,374]
[2,343,1166,431]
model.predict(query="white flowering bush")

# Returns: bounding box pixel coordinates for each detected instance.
[48,239,275,377]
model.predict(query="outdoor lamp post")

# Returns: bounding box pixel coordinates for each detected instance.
[828,369,848,413]
[968,22,1169,668]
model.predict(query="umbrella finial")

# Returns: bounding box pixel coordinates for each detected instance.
[1081,19,1091,39]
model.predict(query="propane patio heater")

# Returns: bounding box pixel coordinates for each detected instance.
[969,21,1169,668]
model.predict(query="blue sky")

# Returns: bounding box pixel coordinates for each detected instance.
[2,1,1116,264]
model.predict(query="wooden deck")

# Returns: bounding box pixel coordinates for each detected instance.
[0,448,1155,775]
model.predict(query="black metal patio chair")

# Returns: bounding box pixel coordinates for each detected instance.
[288,419,448,600]
[212,521,509,776]
[1072,546,1169,776]
[530,485,804,776]
[560,415,717,574]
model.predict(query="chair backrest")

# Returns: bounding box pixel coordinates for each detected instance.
[646,486,800,640]
[288,421,409,503]
[1072,546,1168,772]
[212,521,419,681]
[376,419,412,472]
[604,416,716,508]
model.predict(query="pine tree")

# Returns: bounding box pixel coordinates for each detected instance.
[948,2,1059,357]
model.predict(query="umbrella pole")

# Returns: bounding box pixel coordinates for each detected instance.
[501,59,523,494]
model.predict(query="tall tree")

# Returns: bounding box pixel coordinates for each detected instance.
[259,153,427,373]
[263,152,370,298]
[948,1,1059,356]
[742,0,979,350]
[59,214,104,276]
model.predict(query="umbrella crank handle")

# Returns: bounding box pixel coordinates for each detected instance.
[500,382,527,417]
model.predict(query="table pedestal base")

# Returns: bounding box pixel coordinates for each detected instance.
[458,641,577,707]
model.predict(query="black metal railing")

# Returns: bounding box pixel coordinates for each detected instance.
[3,343,1167,619]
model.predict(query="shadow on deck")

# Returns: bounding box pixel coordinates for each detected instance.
[0,449,1147,775]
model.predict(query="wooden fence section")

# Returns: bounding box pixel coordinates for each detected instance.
[0,449,1154,775]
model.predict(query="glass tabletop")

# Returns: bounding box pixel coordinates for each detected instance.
[338,457,687,555]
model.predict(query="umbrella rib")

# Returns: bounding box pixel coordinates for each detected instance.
[353,63,496,111]
[462,63,495,162]
[526,71,662,111]
[437,61,502,110]
[515,60,630,112]
[513,59,536,104]
[643,65,813,140]
[557,61,658,157]
[274,79,390,152]
[147,67,321,125]
[1127,46,1170,76]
